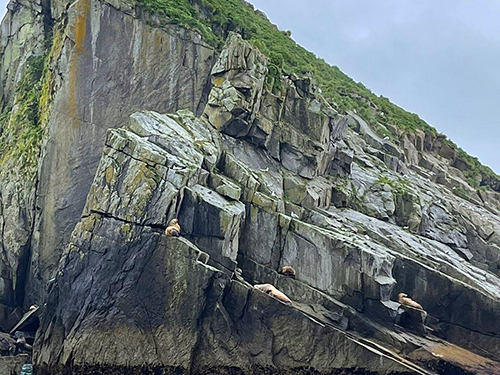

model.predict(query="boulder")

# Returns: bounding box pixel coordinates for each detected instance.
[419,203,468,249]
[361,184,395,221]
[205,33,267,139]
[179,184,246,264]
[396,304,427,336]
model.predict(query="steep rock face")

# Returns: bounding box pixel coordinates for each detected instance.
[0,0,216,326]
[0,0,48,105]
[0,0,216,308]
[34,34,500,375]
[35,104,421,375]
[28,0,216,303]
[0,0,50,322]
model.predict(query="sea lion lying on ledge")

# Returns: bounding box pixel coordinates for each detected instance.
[254,283,292,305]
[165,218,181,237]
[398,293,423,309]
[279,265,296,278]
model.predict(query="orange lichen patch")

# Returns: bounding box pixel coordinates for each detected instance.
[74,0,91,53]
[68,0,91,123]
[431,343,492,366]
[104,165,115,184]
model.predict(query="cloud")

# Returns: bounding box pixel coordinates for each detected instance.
[0,0,7,19]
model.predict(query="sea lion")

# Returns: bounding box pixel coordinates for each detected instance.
[279,265,296,278]
[398,293,423,310]
[165,218,181,237]
[165,226,180,237]
[254,283,292,305]
[168,219,181,231]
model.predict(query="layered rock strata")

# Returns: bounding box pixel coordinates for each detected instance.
[0,0,499,374]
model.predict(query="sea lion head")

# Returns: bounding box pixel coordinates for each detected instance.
[280,265,296,278]
[254,284,274,294]
[165,227,180,237]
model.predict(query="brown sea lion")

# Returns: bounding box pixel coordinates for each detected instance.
[254,283,292,305]
[165,218,181,237]
[165,226,180,237]
[168,218,181,231]
[279,265,296,278]
[398,293,423,309]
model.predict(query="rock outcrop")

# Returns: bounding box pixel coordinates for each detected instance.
[28,0,216,305]
[31,33,500,374]
[34,104,422,374]
[0,0,499,374]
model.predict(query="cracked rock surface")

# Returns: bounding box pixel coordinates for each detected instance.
[0,0,500,374]
[34,35,500,374]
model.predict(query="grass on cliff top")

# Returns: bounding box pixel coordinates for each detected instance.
[445,139,498,188]
[133,0,500,187]
[134,0,436,133]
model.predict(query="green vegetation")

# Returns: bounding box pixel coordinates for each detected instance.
[133,0,436,134]
[0,54,46,173]
[443,138,498,189]
[1,0,496,187]
[0,27,63,175]
[131,0,500,189]
[133,0,219,44]
[452,187,481,205]
[376,175,411,195]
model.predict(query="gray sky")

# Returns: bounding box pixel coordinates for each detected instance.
[1,1,499,173]
[248,0,500,173]
[0,0,6,20]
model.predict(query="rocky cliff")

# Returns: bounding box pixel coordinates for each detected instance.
[1,0,500,374]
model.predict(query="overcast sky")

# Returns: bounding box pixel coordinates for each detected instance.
[0,0,6,20]
[1,1,499,172]
[248,0,500,173]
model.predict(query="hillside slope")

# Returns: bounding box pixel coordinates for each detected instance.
[131,0,499,191]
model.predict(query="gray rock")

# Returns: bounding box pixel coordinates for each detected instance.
[419,203,468,249]
[27,0,216,302]
[179,184,245,263]
[205,32,267,139]
[210,173,242,201]
[0,0,46,105]
[396,304,427,336]
[0,354,28,374]
[361,184,396,221]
